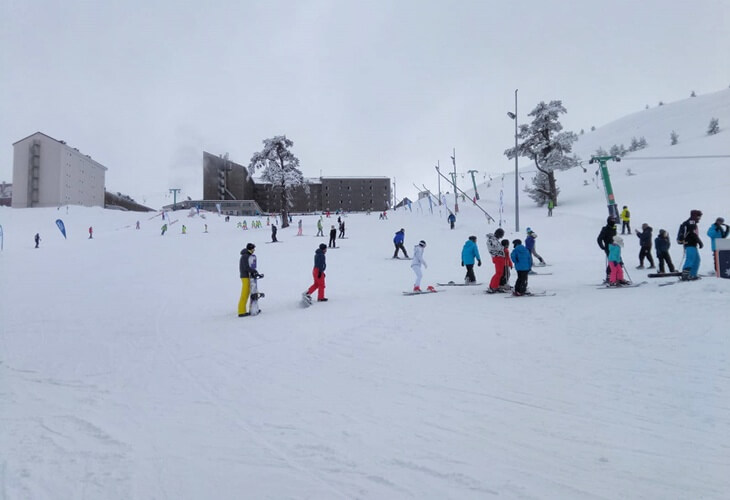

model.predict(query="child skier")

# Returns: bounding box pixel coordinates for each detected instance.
[411,240,432,292]
[608,236,629,286]
[510,239,532,296]
[499,239,513,291]
[525,228,545,266]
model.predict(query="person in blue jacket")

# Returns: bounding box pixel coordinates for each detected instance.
[447,212,456,229]
[707,217,729,272]
[393,228,409,258]
[654,229,677,274]
[461,235,482,283]
[510,239,533,296]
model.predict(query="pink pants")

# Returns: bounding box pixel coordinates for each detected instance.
[306,268,326,299]
[609,262,624,283]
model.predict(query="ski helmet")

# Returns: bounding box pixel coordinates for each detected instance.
[246,243,255,251]
[419,240,426,247]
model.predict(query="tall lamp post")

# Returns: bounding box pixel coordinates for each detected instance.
[507,89,519,232]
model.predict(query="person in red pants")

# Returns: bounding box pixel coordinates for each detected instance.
[486,228,505,293]
[304,243,328,302]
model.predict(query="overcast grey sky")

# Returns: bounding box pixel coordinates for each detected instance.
[1,0,728,205]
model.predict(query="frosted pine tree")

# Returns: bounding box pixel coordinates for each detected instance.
[707,118,720,135]
[504,100,579,206]
[248,136,305,228]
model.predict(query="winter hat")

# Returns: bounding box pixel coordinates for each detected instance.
[318,243,327,250]
[716,217,725,224]
[468,235,477,242]
[526,227,532,233]
[642,223,649,229]
[613,236,624,247]
[512,239,522,246]
[501,239,510,247]
[494,228,505,238]
[607,216,617,224]
[400,228,405,232]
[246,243,256,251]
[419,240,426,247]
[690,210,703,218]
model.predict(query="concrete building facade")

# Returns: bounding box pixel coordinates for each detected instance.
[12,132,107,208]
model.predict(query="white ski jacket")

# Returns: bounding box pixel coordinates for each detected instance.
[411,244,427,268]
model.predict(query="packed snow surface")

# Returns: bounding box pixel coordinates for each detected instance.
[1,91,729,499]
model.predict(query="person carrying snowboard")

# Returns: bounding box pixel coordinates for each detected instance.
[461,235,482,283]
[634,223,655,269]
[707,217,729,272]
[304,243,328,302]
[486,228,505,292]
[393,228,409,258]
[677,209,704,280]
[597,216,618,283]
[655,229,677,274]
[329,225,337,248]
[510,239,532,296]
[238,243,263,317]
[525,228,545,267]
[411,240,431,292]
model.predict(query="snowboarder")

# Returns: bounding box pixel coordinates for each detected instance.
[316,217,324,236]
[635,223,655,269]
[525,228,545,267]
[411,240,429,292]
[608,236,630,286]
[597,216,618,283]
[304,243,328,302]
[677,210,704,280]
[329,225,337,248]
[271,224,278,242]
[620,206,631,234]
[161,224,168,236]
[88,226,93,239]
[461,236,482,283]
[297,219,303,236]
[510,239,532,296]
[447,212,456,229]
[34,233,40,248]
[654,229,677,274]
[707,217,729,272]
[238,243,263,317]
[393,228,409,258]
[486,229,505,293]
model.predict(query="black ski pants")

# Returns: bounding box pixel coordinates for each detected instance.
[464,264,476,283]
[515,270,529,294]
[638,246,654,267]
[657,251,676,273]
[393,243,409,258]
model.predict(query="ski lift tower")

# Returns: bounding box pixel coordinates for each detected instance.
[589,155,621,220]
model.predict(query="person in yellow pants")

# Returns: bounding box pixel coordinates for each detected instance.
[238,243,257,317]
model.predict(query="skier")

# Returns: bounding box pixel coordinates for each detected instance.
[238,243,263,317]
[597,216,618,283]
[461,236,482,283]
[510,239,532,296]
[447,212,456,229]
[34,233,41,248]
[297,219,303,236]
[525,228,545,267]
[88,226,93,239]
[329,225,337,248]
[316,217,324,236]
[393,228,409,258]
[499,239,513,291]
[655,229,677,274]
[161,224,168,236]
[486,228,505,292]
[634,223,655,269]
[707,217,729,272]
[181,225,187,234]
[620,206,631,234]
[304,243,328,302]
[271,224,278,242]
[607,236,630,286]
[411,240,431,292]
[339,220,345,239]
[135,221,140,230]
[677,210,704,280]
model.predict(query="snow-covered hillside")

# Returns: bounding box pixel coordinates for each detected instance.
[1,90,728,499]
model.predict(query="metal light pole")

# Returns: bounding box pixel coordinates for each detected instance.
[436,161,441,205]
[451,148,458,213]
[507,89,519,232]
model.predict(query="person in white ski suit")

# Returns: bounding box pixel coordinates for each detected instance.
[411,240,428,292]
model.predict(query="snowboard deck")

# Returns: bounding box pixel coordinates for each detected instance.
[437,281,483,286]
[648,272,682,278]
[249,279,264,315]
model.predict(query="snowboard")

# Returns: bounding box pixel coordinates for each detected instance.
[597,281,648,289]
[437,281,483,286]
[659,277,702,287]
[300,292,313,308]
[265,240,282,244]
[648,272,682,278]
[388,257,412,260]
[505,291,556,298]
[249,277,264,315]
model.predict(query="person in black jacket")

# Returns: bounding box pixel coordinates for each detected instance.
[634,223,655,269]
[677,209,703,280]
[238,243,263,317]
[654,229,676,274]
[329,225,337,248]
[304,243,328,301]
[597,216,618,282]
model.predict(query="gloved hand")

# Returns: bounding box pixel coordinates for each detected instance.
[461,261,464,267]
[477,260,482,267]
[699,242,704,249]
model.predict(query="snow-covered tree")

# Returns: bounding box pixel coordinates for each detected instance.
[591,125,596,131]
[504,100,579,206]
[707,117,720,135]
[580,129,585,135]
[595,147,608,157]
[609,144,622,157]
[248,136,304,228]
[670,130,679,145]
[637,136,648,149]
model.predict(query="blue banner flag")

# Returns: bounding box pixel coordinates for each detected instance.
[55,219,67,239]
